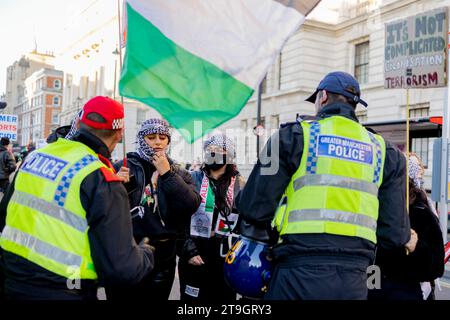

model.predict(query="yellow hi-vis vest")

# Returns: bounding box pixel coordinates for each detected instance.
[0,138,108,280]
[273,116,386,244]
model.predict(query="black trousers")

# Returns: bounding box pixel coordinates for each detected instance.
[0,253,4,301]
[368,278,423,301]
[0,179,10,193]
[105,239,176,301]
[178,237,236,302]
[265,255,370,300]
[3,278,98,300]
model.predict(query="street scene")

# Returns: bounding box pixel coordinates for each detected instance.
[1,0,450,306]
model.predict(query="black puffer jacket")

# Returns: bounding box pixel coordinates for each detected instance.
[0,145,16,180]
[375,195,444,282]
[114,152,201,242]
[181,167,246,260]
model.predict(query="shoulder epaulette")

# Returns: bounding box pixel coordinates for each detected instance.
[280,121,297,128]
[297,115,320,123]
[100,167,123,183]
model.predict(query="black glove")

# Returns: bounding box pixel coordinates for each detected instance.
[239,220,271,243]
[139,237,156,254]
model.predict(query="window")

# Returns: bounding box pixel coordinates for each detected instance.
[412,137,429,168]
[409,107,429,118]
[53,96,60,106]
[54,79,61,89]
[52,113,60,125]
[355,41,370,84]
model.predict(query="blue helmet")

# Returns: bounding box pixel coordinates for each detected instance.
[223,236,273,299]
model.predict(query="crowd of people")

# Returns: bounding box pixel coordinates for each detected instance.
[0,72,446,301]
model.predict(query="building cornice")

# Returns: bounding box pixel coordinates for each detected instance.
[303,0,422,33]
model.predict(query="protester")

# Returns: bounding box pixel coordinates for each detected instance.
[0,138,17,194]
[105,118,201,301]
[178,134,246,301]
[368,155,444,300]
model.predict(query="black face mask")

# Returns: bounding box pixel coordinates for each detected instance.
[204,152,227,171]
[205,162,227,172]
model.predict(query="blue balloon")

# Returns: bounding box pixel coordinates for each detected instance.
[223,236,273,299]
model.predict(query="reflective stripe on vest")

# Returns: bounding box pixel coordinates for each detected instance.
[11,190,88,233]
[274,116,386,244]
[293,174,379,196]
[1,226,83,267]
[0,139,103,280]
[288,209,377,231]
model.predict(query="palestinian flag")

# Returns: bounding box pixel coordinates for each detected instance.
[217,219,232,234]
[119,0,321,142]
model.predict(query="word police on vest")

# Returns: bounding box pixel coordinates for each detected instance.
[22,153,69,181]
[317,135,373,165]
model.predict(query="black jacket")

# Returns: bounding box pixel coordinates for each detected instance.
[375,195,444,282]
[0,145,16,180]
[181,168,246,261]
[114,152,201,243]
[236,103,411,263]
[46,125,71,144]
[0,129,154,300]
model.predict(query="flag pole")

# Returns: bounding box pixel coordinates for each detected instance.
[117,0,127,166]
[256,79,263,158]
[406,88,410,212]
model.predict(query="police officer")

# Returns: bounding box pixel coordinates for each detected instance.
[236,72,411,300]
[0,96,154,300]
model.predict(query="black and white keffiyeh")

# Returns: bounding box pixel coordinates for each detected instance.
[65,110,83,140]
[136,118,171,162]
[203,134,236,159]
[408,154,423,189]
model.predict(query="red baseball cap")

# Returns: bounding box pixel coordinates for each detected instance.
[80,96,124,130]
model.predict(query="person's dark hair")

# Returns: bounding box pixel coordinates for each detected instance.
[319,90,358,109]
[79,112,119,139]
[27,142,35,151]
[0,137,10,146]
[409,177,429,207]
